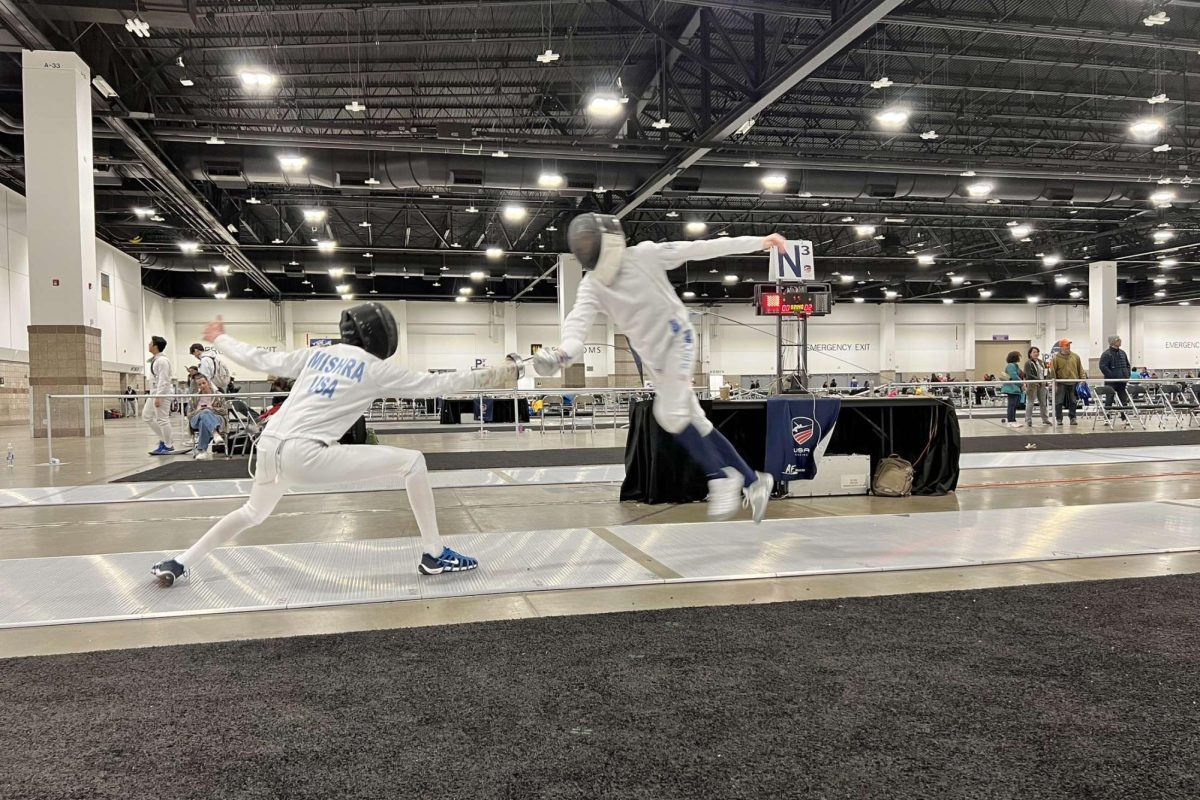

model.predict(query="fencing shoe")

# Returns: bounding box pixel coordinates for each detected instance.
[194,449,213,461]
[151,558,186,587]
[743,472,774,524]
[418,546,479,575]
[707,467,745,521]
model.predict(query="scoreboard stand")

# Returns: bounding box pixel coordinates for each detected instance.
[753,283,833,394]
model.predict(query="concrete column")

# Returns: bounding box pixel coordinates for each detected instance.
[556,253,585,387]
[1088,260,1118,375]
[282,302,295,350]
[964,304,977,379]
[393,300,409,364]
[879,303,896,382]
[605,319,617,388]
[23,51,102,438]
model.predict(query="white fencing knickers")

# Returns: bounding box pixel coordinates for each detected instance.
[648,318,712,436]
[142,398,172,447]
[175,437,445,569]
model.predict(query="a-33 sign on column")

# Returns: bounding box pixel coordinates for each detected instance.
[768,240,815,282]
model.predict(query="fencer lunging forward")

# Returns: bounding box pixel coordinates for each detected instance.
[151,302,522,587]
[535,214,785,523]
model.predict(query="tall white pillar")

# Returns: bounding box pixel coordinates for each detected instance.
[393,300,409,364]
[1089,260,1118,375]
[22,50,102,437]
[502,301,518,354]
[556,253,585,387]
[964,304,977,378]
[879,303,896,381]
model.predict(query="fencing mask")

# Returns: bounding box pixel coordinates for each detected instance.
[339,302,398,360]
[568,213,626,285]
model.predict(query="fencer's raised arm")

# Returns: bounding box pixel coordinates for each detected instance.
[557,280,603,362]
[212,333,311,378]
[371,359,519,397]
[648,234,785,271]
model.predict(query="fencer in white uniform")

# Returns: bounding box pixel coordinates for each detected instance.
[151,302,522,587]
[534,213,784,522]
[142,335,176,455]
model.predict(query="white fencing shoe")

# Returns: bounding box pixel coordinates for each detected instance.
[707,467,745,521]
[743,472,774,524]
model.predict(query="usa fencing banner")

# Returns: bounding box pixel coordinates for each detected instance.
[764,396,841,482]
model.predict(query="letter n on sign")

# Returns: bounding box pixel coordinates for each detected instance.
[769,240,815,282]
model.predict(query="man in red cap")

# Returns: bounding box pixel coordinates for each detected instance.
[1049,339,1086,426]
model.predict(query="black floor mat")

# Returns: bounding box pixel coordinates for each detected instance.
[2,575,1198,799]
[112,446,628,483]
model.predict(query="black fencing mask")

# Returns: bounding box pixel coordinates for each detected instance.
[339,302,398,360]
[567,213,626,285]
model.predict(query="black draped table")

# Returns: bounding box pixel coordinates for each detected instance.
[620,396,960,504]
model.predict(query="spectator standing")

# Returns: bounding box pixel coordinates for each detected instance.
[1002,351,1023,426]
[1049,339,1086,426]
[143,336,176,455]
[1023,347,1051,426]
[1098,335,1132,422]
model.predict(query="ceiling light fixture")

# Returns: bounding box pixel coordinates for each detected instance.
[960,170,977,177]
[665,210,679,218]
[874,107,910,128]
[328,268,345,278]
[942,298,954,304]
[920,130,938,140]
[1150,189,1175,206]
[179,242,200,255]
[1026,295,1040,304]
[205,136,225,145]
[344,100,367,112]
[870,76,893,89]
[492,150,509,158]
[214,292,227,300]
[302,209,327,223]
[455,295,468,303]
[1152,144,1172,153]
[1010,224,1032,239]
[1161,259,1178,267]
[537,172,564,189]
[682,290,696,299]
[179,78,194,87]
[132,207,153,219]
[278,154,307,172]
[212,264,231,275]
[536,48,560,64]
[799,191,813,198]
[151,214,164,221]
[1054,274,1069,285]
[1142,11,1170,26]
[486,247,504,259]
[459,287,473,296]
[651,118,671,130]
[364,177,380,186]
[586,94,623,117]
[978,289,993,298]
[722,274,739,284]
[742,160,760,168]
[1147,93,1169,105]
[966,181,994,197]
[761,174,788,191]
[1129,118,1164,138]
[853,296,866,303]
[469,270,486,281]
[358,220,371,229]
[686,221,708,234]
[734,118,756,136]
[884,289,899,300]
[316,240,336,253]
[986,198,1002,204]
[1069,288,1082,299]
[1152,230,1175,243]
[949,276,965,285]
[1043,255,1061,267]
[1155,289,1167,298]
[202,282,217,291]
[363,252,374,258]
[245,197,261,205]
[917,254,935,266]
[335,284,350,294]
[502,205,527,222]
[465,205,478,213]
[239,70,275,88]
[124,17,150,37]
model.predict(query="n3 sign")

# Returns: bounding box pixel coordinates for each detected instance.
[769,240,815,282]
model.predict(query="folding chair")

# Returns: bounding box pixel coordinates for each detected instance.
[571,394,597,431]
[224,399,262,456]
[539,394,565,433]
[1128,383,1166,429]
[1090,385,1138,430]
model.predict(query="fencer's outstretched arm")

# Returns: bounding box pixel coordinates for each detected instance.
[649,233,786,271]
[211,333,311,378]
[557,280,603,361]
[371,359,519,397]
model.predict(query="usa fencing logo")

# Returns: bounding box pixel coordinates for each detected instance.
[791,416,815,446]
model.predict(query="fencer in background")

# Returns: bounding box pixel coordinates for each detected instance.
[535,213,783,523]
[143,335,176,456]
[151,302,523,587]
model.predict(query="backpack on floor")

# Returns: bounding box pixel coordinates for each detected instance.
[872,454,914,497]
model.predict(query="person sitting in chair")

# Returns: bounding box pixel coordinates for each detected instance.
[189,375,228,461]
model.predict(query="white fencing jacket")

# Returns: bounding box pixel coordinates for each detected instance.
[559,236,766,371]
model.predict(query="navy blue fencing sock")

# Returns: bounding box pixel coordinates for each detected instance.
[706,429,758,486]
[673,424,726,478]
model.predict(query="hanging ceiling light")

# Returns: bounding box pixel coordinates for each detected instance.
[1026,295,1041,304]
[459,287,473,296]
[316,240,337,253]
[586,94,623,117]
[124,17,150,37]
[686,221,708,234]
[492,150,509,158]
[302,209,327,223]
[761,174,788,191]
[920,130,939,140]
[239,70,275,88]
[978,289,993,298]
[344,100,367,112]
[651,118,671,129]
[212,264,231,275]
[966,181,994,197]
[1147,93,1169,105]
[959,170,977,177]
[502,204,527,222]
[1150,189,1175,206]
[214,292,227,300]
[1042,255,1061,267]
[1152,229,1175,243]
[1054,274,1069,285]
[364,177,380,186]
[1129,118,1164,138]
[278,154,307,172]
[853,296,866,303]
[682,290,696,299]
[1010,224,1032,239]
[942,298,954,304]
[854,224,876,237]
[1153,143,1172,153]
[742,160,760,168]
[1069,288,1082,299]
[486,247,504,259]
[179,242,200,255]
[536,48,560,64]
[869,76,893,89]
[537,172,564,189]
[202,282,217,291]
[205,136,225,145]
[1142,11,1170,26]
[874,107,910,128]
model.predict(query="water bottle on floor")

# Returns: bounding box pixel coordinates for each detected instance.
[5,443,13,468]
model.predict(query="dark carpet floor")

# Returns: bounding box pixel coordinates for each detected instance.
[961,426,1200,453]
[113,446,628,483]
[2,575,1198,799]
